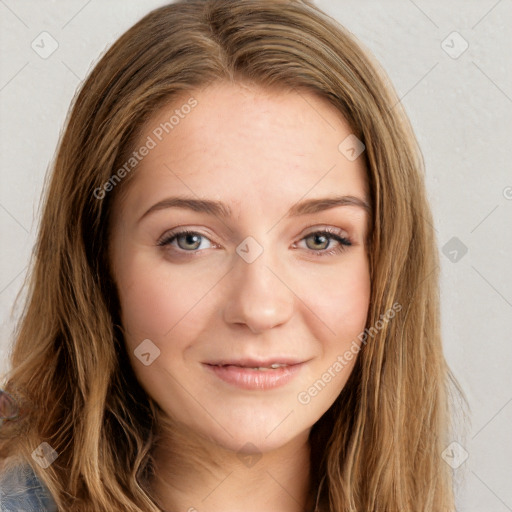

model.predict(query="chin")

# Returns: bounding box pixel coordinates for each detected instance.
[205,427,301,455]
[185,407,309,456]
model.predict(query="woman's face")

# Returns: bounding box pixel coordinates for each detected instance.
[109,82,371,454]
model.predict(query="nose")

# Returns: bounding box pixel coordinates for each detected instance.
[222,247,295,334]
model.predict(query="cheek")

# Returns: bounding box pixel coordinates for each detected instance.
[117,274,176,342]
[300,254,371,345]
[294,257,370,410]
[114,250,221,345]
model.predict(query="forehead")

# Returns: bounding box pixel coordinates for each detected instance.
[114,81,368,218]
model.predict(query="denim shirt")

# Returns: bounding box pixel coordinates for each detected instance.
[0,463,57,511]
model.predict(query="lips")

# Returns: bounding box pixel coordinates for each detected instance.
[203,359,306,390]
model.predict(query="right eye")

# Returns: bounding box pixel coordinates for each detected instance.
[157,229,214,252]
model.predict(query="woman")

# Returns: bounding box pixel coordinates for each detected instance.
[0,0,464,510]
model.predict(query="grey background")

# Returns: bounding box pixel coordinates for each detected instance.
[1,1,511,510]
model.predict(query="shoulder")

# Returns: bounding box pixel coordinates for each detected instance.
[0,462,58,511]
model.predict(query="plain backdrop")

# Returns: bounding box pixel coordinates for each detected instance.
[1,1,511,510]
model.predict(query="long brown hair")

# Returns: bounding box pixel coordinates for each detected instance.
[0,1,464,510]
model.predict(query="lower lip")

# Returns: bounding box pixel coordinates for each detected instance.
[204,363,304,390]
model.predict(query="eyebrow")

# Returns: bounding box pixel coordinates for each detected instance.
[138,194,371,223]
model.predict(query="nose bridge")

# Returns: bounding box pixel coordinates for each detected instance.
[222,238,295,332]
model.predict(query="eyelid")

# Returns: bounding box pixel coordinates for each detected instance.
[157,224,350,244]
[301,223,348,236]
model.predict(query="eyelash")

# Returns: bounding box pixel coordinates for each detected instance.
[156,227,352,258]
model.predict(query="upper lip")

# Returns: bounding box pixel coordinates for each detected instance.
[204,357,306,368]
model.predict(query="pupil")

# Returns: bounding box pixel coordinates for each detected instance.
[182,234,200,249]
[311,234,327,249]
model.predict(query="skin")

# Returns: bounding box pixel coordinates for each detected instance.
[109,81,371,512]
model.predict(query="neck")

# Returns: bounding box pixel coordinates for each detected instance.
[147,414,314,512]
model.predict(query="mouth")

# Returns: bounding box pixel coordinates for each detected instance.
[204,358,304,370]
[202,358,307,390]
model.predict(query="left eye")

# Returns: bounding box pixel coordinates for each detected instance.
[295,229,352,256]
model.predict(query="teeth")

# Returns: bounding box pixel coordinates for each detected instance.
[249,363,287,370]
